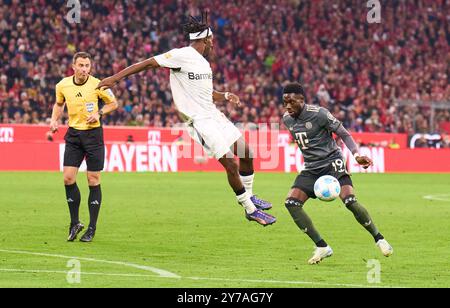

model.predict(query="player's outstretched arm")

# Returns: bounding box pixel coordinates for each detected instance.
[335,125,373,169]
[213,90,241,107]
[96,58,160,90]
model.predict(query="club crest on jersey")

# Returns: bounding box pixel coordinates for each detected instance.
[305,122,313,130]
[85,102,95,113]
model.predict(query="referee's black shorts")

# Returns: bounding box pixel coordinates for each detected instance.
[64,127,105,172]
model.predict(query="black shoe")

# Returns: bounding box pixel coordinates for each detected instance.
[67,222,84,242]
[80,227,96,242]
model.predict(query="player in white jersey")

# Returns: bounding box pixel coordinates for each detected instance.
[97,13,275,226]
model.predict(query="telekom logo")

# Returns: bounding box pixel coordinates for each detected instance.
[0,127,14,142]
[278,133,291,147]
[148,131,161,145]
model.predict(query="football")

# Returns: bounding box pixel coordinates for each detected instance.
[314,175,341,202]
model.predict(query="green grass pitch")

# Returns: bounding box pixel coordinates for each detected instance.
[0,172,449,288]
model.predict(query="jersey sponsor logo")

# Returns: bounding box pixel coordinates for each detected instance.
[85,102,95,113]
[188,72,213,80]
[0,127,14,142]
[294,132,309,150]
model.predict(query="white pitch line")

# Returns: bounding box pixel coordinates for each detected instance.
[423,194,450,202]
[0,249,404,288]
[0,268,401,288]
[184,276,401,288]
[0,249,180,278]
[0,268,160,278]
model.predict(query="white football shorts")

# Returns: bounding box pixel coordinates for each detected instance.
[187,111,242,159]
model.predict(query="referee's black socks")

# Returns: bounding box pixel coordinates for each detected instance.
[65,183,81,225]
[88,185,102,230]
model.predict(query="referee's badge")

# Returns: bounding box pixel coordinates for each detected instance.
[305,122,312,130]
[86,102,95,113]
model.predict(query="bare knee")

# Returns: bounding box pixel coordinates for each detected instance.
[63,167,78,186]
[87,173,101,186]
[340,184,355,203]
[287,188,309,203]
[64,175,76,186]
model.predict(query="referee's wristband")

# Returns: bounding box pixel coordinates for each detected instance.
[224,92,231,100]
[353,152,361,159]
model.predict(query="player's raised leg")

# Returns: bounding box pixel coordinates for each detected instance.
[285,187,333,264]
[218,155,276,226]
[64,166,84,241]
[232,138,272,210]
[340,182,393,257]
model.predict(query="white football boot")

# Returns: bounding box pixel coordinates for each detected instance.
[376,239,393,257]
[308,245,333,265]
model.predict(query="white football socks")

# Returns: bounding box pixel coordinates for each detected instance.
[240,173,254,197]
[236,190,256,214]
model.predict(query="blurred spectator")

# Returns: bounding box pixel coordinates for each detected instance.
[388,138,401,150]
[0,0,447,141]
[442,133,450,148]
[411,133,443,148]
[414,136,429,148]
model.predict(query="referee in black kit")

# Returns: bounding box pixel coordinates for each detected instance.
[50,52,118,242]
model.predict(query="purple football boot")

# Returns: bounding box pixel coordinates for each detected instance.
[246,209,276,226]
[250,195,273,211]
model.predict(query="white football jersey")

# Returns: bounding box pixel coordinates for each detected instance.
[154,46,216,120]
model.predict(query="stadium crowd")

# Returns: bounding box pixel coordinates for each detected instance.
[0,0,449,142]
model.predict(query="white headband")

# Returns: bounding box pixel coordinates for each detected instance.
[189,28,213,40]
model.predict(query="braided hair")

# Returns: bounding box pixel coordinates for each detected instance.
[183,11,210,41]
